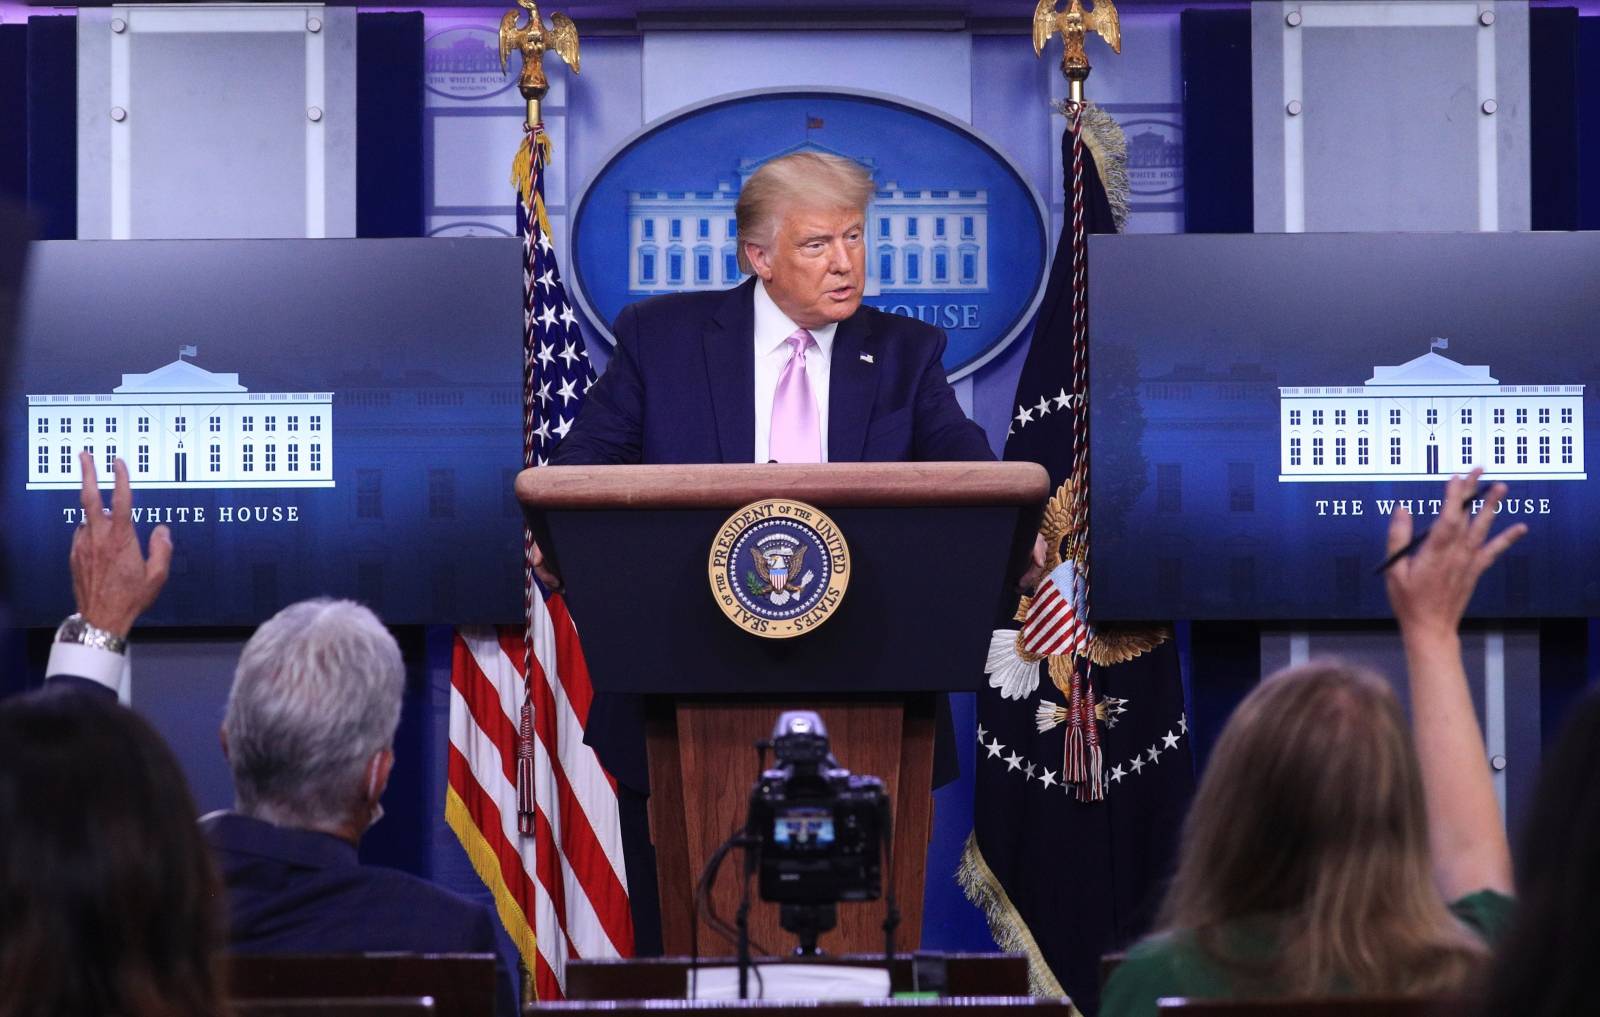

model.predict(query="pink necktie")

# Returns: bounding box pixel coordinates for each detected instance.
[769,329,821,463]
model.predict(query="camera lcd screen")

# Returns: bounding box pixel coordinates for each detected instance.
[772,807,834,847]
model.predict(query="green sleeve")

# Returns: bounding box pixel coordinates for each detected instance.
[1450,889,1515,945]
[1099,939,1193,1017]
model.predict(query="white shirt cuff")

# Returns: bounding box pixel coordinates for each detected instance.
[46,641,132,703]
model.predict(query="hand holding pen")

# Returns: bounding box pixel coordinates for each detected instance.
[1381,468,1528,640]
[1373,479,1492,575]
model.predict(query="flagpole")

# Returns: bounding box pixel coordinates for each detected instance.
[1035,0,1121,107]
[496,4,602,1002]
[449,10,632,1011]
[1032,0,1125,802]
[959,11,1188,1007]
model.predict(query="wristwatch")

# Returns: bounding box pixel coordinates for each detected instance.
[54,613,128,655]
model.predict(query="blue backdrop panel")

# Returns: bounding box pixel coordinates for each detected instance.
[1581,17,1600,230]
[1088,231,1600,621]
[0,26,26,205]
[24,15,75,241]
[9,238,526,627]
[1531,7,1580,231]
[358,12,427,239]
[1179,10,1251,234]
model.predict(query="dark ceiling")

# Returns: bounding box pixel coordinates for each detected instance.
[22,0,1243,20]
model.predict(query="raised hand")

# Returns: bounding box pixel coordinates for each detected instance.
[70,452,173,636]
[1385,467,1523,899]
[1384,468,1527,640]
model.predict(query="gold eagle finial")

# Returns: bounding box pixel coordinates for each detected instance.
[1032,0,1121,104]
[499,0,580,128]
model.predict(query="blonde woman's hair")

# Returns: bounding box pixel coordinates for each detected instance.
[1157,660,1488,996]
[735,151,875,273]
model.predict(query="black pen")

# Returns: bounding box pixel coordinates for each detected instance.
[1373,481,1493,574]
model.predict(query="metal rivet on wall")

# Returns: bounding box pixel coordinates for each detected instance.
[1491,754,1507,771]
[1479,9,1496,27]
[1285,10,1303,27]
[1286,100,1303,117]
[306,16,323,33]
[307,107,324,123]
[110,107,128,122]
[1482,98,1498,115]
[111,17,127,33]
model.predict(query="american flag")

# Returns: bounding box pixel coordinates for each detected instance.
[445,126,633,1003]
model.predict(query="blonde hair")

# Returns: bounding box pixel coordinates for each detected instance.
[735,151,875,273]
[1158,660,1488,996]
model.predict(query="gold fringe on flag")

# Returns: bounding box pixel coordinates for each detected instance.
[510,128,557,239]
[957,834,1084,1014]
[511,134,534,208]
[445,786,541,999]
[1054,100,1130,232]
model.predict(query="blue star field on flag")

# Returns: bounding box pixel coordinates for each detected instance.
[522,200,595,467]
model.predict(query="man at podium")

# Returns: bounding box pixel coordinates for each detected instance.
[548,153,1001,934]
[551,150,994,468]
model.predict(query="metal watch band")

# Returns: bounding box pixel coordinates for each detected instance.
[55,613,129,656]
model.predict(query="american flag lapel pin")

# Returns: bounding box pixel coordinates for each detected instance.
[860,352,874,364]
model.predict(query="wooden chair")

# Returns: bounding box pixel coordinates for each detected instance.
[234,997,436,1017]
[228,954,496,1017]
[1156,997,1466,1016]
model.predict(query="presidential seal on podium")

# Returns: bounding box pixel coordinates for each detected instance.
[708,498,850,638]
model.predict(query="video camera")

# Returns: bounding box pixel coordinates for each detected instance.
[746,710,890,953]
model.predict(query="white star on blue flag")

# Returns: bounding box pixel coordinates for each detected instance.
[523,204,596,466]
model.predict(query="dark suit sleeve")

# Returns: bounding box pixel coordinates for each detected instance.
[45,675,119,701]
[911,329,997,462]
[550,303,646,466]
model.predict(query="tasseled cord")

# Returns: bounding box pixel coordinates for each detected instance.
[517,697,537,835]
[511,127,557,236]
[512,121,557,840]
[1053,655,1103,802]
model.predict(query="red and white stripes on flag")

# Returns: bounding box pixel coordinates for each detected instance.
[444,124,632,1003]
[1018,560,1091,660]
[446,620,633,1000]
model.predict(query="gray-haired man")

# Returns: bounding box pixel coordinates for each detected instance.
[204,600,518,1016]
[45,456,517,1015]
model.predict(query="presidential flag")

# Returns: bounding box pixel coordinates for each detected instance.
[962,105,1192,1015]
[446,126,633,1003]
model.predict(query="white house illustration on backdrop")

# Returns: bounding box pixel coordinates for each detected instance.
[626,142,989,297]
[26,352,335,490]
[1279,343,1586,483]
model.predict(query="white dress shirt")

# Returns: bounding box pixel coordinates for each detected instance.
[752,278,835,464]
[46,639,132,704]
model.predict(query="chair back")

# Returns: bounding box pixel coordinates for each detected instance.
[1157,998,1464,1016]
[234,997,436,1017]
[229,954,496,1017]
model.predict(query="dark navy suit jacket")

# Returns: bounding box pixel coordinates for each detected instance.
[202,812,518,1017]
[551,277,995,466]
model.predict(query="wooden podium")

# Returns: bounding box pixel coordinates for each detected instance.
[520,462,1048,958]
